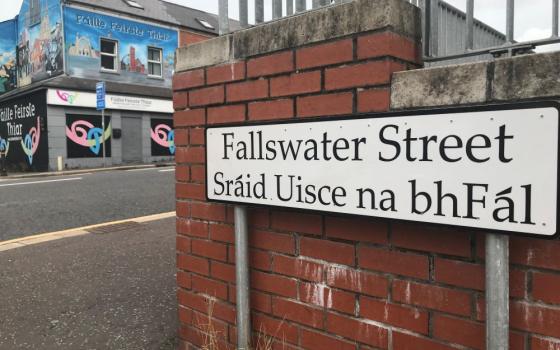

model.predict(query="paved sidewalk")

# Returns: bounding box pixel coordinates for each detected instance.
[0,216,177,350]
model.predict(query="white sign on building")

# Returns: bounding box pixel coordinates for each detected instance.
[47,89,173,113]
[206,103,559,237]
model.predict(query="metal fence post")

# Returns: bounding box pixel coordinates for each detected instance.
[272,0,282,19]
[218,0,229,35]
[422,0,433,57]
[486,233,510,350]
[239,0,249,28]
[255,0,264,23]
[286,0,294,16]
[506,0,515,43]
[466,0,474,50]
[553,0,559,37]
[235,206,251,350]
[429,0,439,57]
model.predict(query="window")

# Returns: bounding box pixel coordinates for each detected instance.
[148,47,163,78]
[196,18,215,30]
[100,39,118,72]
[123,0,144,9]
[29,0,41,26]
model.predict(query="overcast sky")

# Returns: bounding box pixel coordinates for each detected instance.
[1,0,559,49]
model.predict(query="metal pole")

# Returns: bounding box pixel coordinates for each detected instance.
[553,0,559,37]
[235,205,251,350]
[272,0,282,19]
[286,0,294,16]
[466,0,474,50]
[486,233,509,350]
[430,0,439,57]
[239,0,249,28]
[422,0,431,57]
[506,0,514,43]
[296,0,306,12]
[101,109,106,167]
[218,0,229,35]
[255,0,264,23]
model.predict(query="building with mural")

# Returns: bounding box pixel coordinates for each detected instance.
[0,0,221,171]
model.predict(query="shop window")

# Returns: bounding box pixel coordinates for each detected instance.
[148,47,163,78]
[100,39,118,72]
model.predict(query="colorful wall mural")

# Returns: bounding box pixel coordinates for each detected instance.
[17,0,63,87]
[66,114,111,158]
[64,7,178,88]
[150,118,174,156]
[0,91,49,171]
[0,19,18,94]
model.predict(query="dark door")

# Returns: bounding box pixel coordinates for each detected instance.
[121,116,142,163]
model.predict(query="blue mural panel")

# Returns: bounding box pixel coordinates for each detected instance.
[17,0,64,87]
[64,7,178,88]
[0,19,18,93]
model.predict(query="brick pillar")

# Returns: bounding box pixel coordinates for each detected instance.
[173,0,422,349]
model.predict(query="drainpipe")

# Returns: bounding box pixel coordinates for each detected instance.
[235,205,251,349]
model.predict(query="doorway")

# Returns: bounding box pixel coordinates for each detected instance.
[121,116,142,163]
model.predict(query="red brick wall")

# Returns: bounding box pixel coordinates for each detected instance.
[180,30,214,47]
[173,28,560,350]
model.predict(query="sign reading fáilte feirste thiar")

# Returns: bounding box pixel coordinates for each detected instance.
[205,103,559,237]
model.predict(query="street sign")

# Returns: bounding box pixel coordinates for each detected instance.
[96,82,106,111]
[206,103,559,237]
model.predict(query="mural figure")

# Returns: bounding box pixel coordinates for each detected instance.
[17,0,63,87]
[151,123,175,155]
[0,19,17,93]
[0,60,17,93]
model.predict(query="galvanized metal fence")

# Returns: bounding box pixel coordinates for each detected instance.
[423,0,560,63]
[217,0,560,64]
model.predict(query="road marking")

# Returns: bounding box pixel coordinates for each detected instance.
[158,168,175,172]
[0,211,176,252]
[0,177,82,187]
[126,168,160,172]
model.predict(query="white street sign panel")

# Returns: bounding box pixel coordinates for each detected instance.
[206,104,559,237]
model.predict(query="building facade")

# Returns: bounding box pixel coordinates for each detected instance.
[0,0,218,171]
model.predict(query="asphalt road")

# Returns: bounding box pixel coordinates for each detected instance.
[0,167,175,242]
[0,217,177,350]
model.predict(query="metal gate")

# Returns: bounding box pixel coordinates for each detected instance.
[121,116,142,163]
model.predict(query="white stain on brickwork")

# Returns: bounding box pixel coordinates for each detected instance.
[326,265,361,290]
[300,259,322,282]
[404,282,412,304]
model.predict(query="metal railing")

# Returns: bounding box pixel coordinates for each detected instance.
[218,0,349,34]
[218,0,560,65]
[423,0,560,63]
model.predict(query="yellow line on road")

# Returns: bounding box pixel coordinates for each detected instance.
[0,211,176,252]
